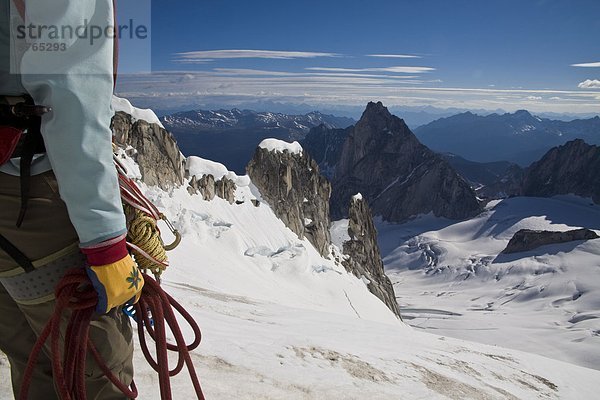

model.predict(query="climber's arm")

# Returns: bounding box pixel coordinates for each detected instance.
[19,0,126,247]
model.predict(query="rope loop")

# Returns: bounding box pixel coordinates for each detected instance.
[19,269,205,400]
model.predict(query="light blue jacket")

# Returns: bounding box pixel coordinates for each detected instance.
[0,0,126,247]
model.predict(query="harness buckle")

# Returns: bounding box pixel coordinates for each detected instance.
[10,103,52,118]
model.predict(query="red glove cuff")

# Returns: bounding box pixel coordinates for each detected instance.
[81,235,128,266]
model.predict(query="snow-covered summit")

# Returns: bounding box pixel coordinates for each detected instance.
[258,138,303,155]
[112,95,164,128]
[352,192,363,201]
[186,156,230,181]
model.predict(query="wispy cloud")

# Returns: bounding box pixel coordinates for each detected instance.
[173,50,340,63]
[213,68,297,76]
[306,66,435,74]
[212,68,422,80]
[578,79,600,88]
[571,61,600,68]
[117,71,600,115]
[367,54,421,59]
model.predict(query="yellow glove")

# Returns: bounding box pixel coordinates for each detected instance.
[82,237,144,314]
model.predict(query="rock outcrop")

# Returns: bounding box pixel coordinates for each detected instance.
[521,139,600,204]
[502,228,599,254]
[341,195,401,318]
[247,139,401,317]
[188,174,237,203]
[328,102,482,221]
[247,142,332,256]
[112,111,185,189]
[188,174,216,199]
[215,177,237,203]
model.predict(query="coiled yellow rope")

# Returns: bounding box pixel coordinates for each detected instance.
[125,204,168,280]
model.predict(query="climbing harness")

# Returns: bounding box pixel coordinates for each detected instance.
[19,268,206,400]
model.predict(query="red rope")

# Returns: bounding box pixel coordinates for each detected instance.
[135,276,205,399]
[19,269,205,400]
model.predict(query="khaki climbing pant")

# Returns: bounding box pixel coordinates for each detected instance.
[0,171,134,399]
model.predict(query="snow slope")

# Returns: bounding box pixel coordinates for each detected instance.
[2,136,600,398]
[128,167,600,398]
[380,195,600,370]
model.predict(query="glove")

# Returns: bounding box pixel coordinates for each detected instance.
[81,236,144,314]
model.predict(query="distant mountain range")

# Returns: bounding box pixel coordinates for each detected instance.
[161,109,355,173]
[161,105,600,203]
[302,104,600,212]
[163,108,355,134]
[414,110,600,166]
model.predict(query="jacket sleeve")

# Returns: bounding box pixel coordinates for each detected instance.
[19,0,126,247]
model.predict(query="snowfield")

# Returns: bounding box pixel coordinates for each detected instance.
[2,147,600,398]
[130,165,600,399]
[380,195,600,371]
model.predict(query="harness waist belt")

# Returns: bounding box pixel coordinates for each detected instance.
[0,247,86,305]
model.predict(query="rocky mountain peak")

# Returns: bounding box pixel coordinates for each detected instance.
[521,139,600,203]
[514,109,532,117]
[363,101,389,116]
[356,101,409,138]
[341,195,402,318]
[328,102,482,221]
[247,143,402,316]
[111,111,185,189]
[246,140,332,256]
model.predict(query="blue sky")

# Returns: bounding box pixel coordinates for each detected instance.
[117,0,600,114]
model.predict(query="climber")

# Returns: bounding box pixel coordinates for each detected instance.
[0,1,143,399]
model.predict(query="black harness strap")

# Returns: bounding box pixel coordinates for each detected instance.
[0,233,35,272]
[16,131,36,227]
[1,96,48,227]
[1,95,49,272]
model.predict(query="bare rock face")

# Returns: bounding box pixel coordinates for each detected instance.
[188,174,216,200]
[521,139,600,204]
[247,144,332,257]
[319,102,482,221]
[248,141,402,317]
[502,228,599,254]
[215,177,237,204]
[187,173,236,203]
[111,111,185,189]
[341,196,402,318]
